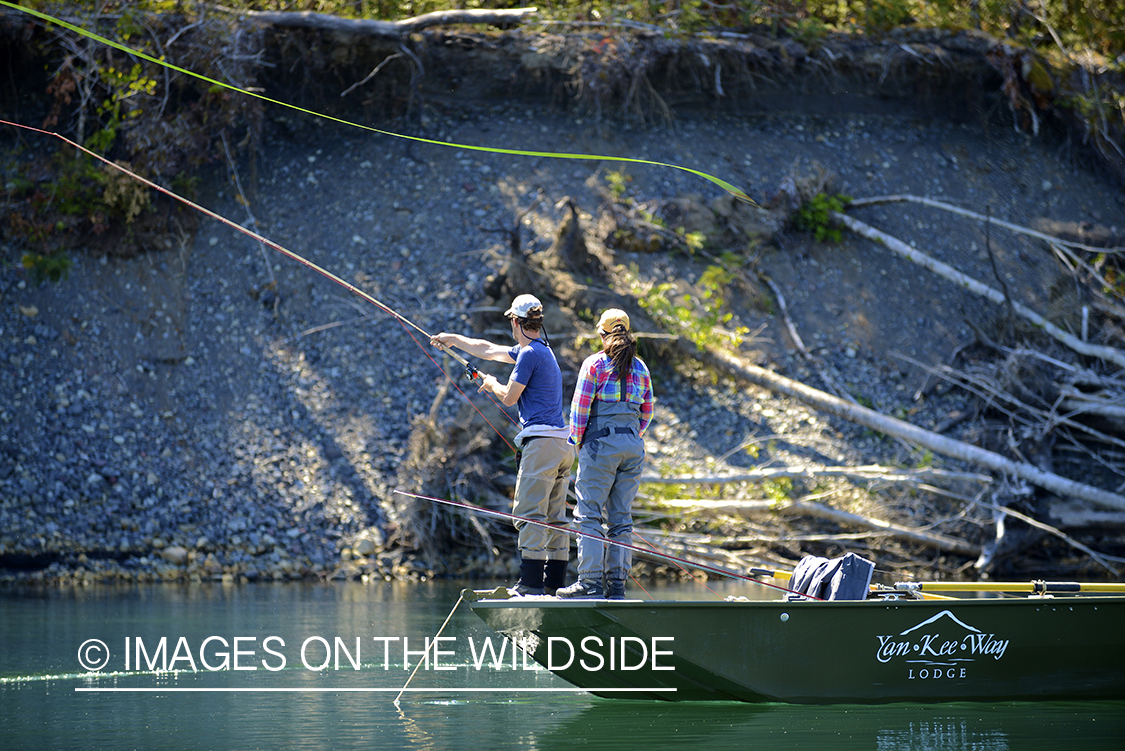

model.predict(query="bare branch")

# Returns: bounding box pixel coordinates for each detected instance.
[680,340,1125,512]
[243,8,539,38]
[833,210,1125,370]
[849,194,1123,254]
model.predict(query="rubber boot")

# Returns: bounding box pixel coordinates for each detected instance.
[543,560,569,593]
[555,579,605,599]
[512,558,545,596]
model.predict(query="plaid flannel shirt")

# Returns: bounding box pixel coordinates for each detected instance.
[568,353,653,446]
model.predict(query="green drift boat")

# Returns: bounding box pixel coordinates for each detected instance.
[465,583,1125,704]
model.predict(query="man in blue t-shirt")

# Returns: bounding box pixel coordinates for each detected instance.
[431,294,575,596]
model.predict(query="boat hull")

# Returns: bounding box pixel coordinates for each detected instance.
[467,593,1125,703]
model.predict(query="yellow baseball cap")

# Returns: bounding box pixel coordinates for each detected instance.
[596,309,630,335]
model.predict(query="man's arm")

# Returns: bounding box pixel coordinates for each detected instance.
[430,333,515,364]
[478,373,527,406]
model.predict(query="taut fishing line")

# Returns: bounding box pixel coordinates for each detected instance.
[0,118,519,450]
[2,2,756,204]
[2,2,754,438]
[4,4,772,590]
[395,490,820,599]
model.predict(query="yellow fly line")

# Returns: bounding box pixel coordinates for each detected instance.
[3,2,755,204]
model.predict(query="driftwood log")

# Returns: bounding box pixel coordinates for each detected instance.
[639,465,992,486]
[849,195,1124,255]
[640,497,980,558]
[831,209,1125,370]
[675,339,1125,512]
[1059,385,1125,425]
[784,499,979,557]
[242,8,538,37]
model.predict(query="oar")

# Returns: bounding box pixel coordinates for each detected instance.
[895,580,1125,594]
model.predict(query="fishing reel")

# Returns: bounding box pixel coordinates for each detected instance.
[434,342,483,384]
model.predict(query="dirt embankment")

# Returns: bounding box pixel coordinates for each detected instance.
[2,16,1124,586]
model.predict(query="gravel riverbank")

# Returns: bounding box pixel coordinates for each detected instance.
[3,97,1123,586]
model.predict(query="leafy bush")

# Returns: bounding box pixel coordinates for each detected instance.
[22,250,73,284]
[792,192,852,243]
[5,3,262,275]
[638,263,751,350]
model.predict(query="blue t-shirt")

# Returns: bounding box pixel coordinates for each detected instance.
[507,339,565,428]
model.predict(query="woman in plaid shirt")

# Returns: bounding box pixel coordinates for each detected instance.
[557,309,653,600]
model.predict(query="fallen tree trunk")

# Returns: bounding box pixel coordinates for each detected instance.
[242,8,538,37]
[831,210,1125,371]
[973,497,1119,574]
[648,500,778,514]
[848,194,1124,255]
[679,339,1125,512]
[1048,499,1125,530]
[639,465,993,486]
[641,497,979,557]
[1059,386,1125,425]
[783,499,981,557]
[645,498,981,558]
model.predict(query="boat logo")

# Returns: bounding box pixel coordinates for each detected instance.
[876,610,1009,681]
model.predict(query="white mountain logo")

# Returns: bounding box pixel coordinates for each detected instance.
[876,610,1009,666]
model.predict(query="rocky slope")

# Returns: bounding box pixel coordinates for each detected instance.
[2,28,1124,586]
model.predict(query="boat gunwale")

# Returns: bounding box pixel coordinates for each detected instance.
[465,592,1125,609]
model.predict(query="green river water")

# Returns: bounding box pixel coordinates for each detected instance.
[2,579,1122,750]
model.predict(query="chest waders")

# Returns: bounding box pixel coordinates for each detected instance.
[571,396,645,596]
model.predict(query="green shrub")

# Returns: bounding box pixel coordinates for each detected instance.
[22,250,73,284]
[793,192,852,243]
[637,263,751,349]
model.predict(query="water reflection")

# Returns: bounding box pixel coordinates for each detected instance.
[450,697,1125,751]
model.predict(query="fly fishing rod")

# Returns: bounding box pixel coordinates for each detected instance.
[2,118,497,392]
[394,489,819,599]
[398,491,968,602]
[0,124,899,598]
[1,120,423,332]
[431,343,486,385]
[3,117,528,463]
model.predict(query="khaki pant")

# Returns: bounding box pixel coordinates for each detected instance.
[512,436,575,561]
